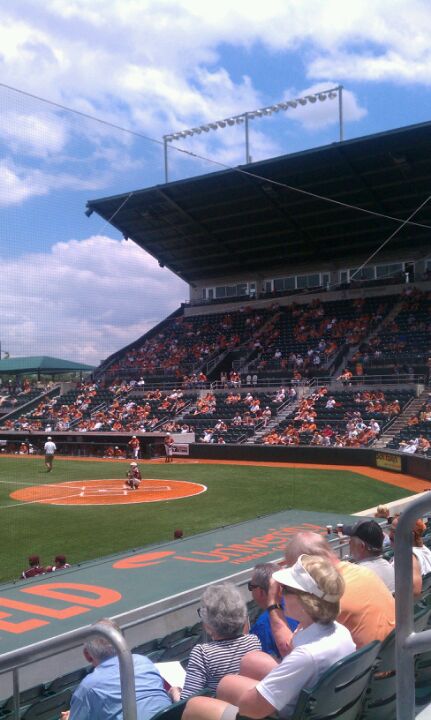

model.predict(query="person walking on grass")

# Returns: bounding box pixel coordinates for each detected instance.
[164,433,174,463]
[44,436,56,472]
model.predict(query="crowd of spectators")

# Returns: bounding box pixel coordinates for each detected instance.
[262,387,408,447]
[0,378,51,414]
[105,307,271,382]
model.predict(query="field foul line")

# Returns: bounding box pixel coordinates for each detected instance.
[0,492,85,510]
[0,479,62,487]
[0,479,92,491]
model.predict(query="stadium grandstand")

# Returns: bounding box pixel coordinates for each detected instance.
[1,121,431,720]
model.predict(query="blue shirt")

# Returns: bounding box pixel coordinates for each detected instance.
[69,654,171,720]
[250,608,299,659]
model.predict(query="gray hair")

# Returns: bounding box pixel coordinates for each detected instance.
[84,618,122,663]
[200,583,246,638]
[251,562,279,593]
[284,531,334,567]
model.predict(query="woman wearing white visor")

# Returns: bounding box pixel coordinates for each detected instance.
[183,554,355,720]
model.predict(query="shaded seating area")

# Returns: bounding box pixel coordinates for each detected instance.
[104,306,272,382]
[248,296,393,382]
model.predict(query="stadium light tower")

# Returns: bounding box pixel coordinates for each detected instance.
[162,85,343,183]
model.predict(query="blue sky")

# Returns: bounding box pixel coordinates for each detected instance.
[1,0,431,365]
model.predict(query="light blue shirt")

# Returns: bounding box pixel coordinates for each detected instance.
[69,654,171,720]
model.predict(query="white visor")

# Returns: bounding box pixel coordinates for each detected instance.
[272,554,339,602]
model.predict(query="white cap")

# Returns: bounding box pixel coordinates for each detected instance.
[130,462,137,466]
[272,555,340,602]
[47,436,52,440]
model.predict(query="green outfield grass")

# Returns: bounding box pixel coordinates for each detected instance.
[0,457,411,583]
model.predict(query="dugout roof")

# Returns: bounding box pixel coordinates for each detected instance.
[0,356,95,375]
[86,121,431,284]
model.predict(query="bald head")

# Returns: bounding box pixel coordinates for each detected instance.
[284,531,336,566]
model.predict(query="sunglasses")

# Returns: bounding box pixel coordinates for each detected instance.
[247,582,261,591]
[282,586,300,596]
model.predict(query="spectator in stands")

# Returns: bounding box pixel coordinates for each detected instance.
[399,438,418,454]
[21,555,45,579]
[202,429,214,443]
[417,434,431,453]
[261,407,272,427]
[183,554,354,720]
[248,563,298,658]
[62,618,171,720]
[390,516,431,596]
[343,520,395,593]
[375,505,391,521]
[337,369,353,385]
[256,531,394,661]
[170,583,261,701]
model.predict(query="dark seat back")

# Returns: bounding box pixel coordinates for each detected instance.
[361,605,430,719]
[20,689,72,720]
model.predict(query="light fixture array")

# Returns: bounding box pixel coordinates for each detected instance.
[163,87,340,143]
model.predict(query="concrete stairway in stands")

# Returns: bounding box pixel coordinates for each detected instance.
[333,297,405,378]
[245,389,311,444]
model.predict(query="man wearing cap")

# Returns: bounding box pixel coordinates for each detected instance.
[248,563,299,658]
[43,436,56,472]
[343,519,395,593]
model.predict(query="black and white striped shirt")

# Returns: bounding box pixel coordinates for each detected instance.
[180,634,261,698]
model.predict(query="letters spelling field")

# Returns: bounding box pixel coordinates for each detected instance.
[0,457,410,583]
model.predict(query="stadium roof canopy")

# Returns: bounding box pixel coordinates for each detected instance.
[0,356,95,376]
[87,121,431,284]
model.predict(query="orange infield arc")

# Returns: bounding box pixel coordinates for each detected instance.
[10,479,207,506]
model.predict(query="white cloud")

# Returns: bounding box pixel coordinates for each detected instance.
[0,111,68,157]
[0,1,384,172]
[309,50,431,84]
[0,157,120,207]
[282,83,367,130]
[0,235,188,365]
[6,0,425,204]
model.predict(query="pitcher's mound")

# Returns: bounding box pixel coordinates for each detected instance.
[11,479,207,506]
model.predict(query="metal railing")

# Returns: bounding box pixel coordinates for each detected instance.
[394,493,431,720]
[0,621,137,720]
